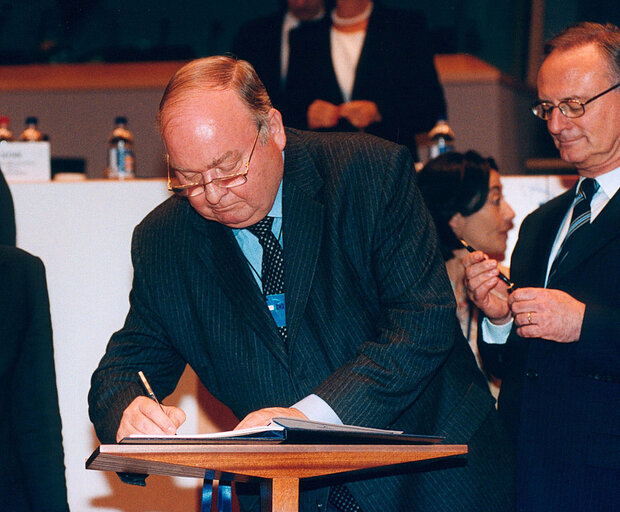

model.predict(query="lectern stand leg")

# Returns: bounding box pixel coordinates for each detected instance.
[260,477,300,512]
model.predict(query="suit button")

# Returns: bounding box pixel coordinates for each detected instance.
[525,369,539,379]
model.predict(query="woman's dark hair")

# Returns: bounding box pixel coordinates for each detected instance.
[417,150,495,261]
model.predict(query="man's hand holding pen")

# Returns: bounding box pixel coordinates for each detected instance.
[115,373,186,443]
[463,250,513,326]
[463,250,585,343]
[115,396,186,443]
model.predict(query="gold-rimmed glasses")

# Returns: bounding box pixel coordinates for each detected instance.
[167,127,261,197]
[531,82,620,121]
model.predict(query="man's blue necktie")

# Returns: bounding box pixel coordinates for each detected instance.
[247,216,287,341]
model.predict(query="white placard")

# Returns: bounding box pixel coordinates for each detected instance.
[0,141,51,182]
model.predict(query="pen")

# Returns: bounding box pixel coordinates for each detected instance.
[138,371,165,413]
[459,239,516,292]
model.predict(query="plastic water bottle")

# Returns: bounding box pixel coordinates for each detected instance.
[106,116,135,179]
[428,118,455,159]
[0,116,14,142]
[19,116,44,142]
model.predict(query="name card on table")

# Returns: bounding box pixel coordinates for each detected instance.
[0,141,51,182]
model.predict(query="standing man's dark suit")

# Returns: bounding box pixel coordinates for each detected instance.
[465,22,620,512]
[479,181,620,511]
[90,130,514,510]
[285,4,446,158]
[0,246,69,511]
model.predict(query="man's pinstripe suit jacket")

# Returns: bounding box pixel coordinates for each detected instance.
[90,129,514,511]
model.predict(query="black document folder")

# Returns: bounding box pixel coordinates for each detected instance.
[119,417,444,445]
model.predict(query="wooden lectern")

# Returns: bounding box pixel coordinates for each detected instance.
[87,443,467,511]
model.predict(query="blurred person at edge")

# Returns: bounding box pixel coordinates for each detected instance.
[0,246,69,511]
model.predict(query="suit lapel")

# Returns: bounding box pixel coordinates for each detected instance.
[518,191,572,287]
[191,213,289,368]
[548,186,620,286]
[351,7,379,101]
[281,131,324,351]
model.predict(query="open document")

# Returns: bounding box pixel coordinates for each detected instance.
[120,417,444,445]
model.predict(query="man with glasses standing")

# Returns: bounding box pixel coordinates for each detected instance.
[89,55,515,511]
[464,22,620,511]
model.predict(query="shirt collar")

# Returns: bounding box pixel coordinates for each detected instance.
[580,165,620,201]
[270,179,283,218]
[284,8,325,28]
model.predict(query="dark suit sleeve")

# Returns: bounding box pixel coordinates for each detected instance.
[363,8,446,137]
[311,144,457,427]
[88,226,188,445]
[10,252,69,511]
[285,20,331,130]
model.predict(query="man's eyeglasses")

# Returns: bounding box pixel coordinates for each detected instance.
[167,127,261,197]
[531,82,620,121]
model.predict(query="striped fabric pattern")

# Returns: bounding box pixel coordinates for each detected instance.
[548,178,599,282]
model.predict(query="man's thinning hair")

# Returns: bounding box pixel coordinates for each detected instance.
[157,56,273,139]
[544,22,620,82]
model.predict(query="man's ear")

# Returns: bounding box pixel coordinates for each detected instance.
[267,108,287,151]
[448,212,464,236]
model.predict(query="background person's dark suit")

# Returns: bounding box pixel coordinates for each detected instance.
[90,130,513,511]
[232,12,288,112]
[285,5,446,159]
[0,246,69,511]
[480,181,620,511]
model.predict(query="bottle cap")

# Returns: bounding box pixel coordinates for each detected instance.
[25,116,38,125]
[0,116,9,125]
[428,119,454,140]
[115,116,128,125]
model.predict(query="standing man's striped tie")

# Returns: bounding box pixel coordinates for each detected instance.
[548,177,599,283]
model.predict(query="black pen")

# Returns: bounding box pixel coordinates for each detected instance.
[138,371,166,413]
[459,239,516,292]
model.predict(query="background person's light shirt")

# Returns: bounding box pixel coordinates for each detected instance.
[482,166,620,344]
[232,178,342,424]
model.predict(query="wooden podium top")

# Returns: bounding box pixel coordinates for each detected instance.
[87,443,468,482]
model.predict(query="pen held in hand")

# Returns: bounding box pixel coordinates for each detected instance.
[459,239,516,292]
[138,371,166,413]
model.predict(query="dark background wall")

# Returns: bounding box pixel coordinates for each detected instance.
[1,1,618,81]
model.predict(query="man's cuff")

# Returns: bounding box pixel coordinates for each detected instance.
[292,394,343,425]
[481,317,513,345]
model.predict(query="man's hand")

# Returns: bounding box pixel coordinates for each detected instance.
[509,287,585,342]
[463,251,512,324]
[234,407,308,430]
[339,100,382,129]
[307,100,340,129]
[116,396,186,443]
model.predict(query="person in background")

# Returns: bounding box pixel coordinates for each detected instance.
[89,56,514,511]
[232,0,326,116]
[417,150,515,399]
[464,22,620,511]
[0,167,16,245]
[285,0,446,159]
[0,245,69,511]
